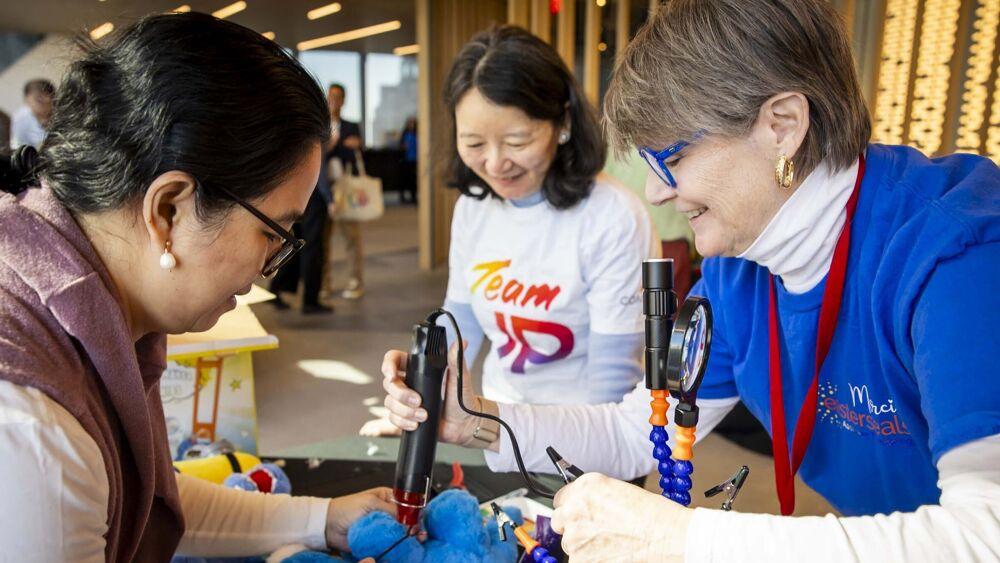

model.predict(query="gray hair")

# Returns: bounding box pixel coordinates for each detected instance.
[604,0,871,176]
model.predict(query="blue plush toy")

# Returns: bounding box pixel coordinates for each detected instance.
[347,489,520,563]
[277,489,521,563]
[344,489,520,563]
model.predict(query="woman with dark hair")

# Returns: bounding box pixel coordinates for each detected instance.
[363,25,657,440]
[381,1,998,560]
[0,13,391,561]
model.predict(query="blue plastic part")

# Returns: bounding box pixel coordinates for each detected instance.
[652,444,672,461]
[658,474,674,492]
[671,475,693,492]
[669,490,692,506]
[532,547,551,562]
[649,426,668,444]
[672,460,694,477]
[658,460,673,476]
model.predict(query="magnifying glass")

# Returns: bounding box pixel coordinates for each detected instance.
[666,295,713,406]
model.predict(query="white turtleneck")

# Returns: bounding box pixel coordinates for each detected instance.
[737,159,861,294]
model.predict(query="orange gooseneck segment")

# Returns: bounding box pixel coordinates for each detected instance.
[649,390,669,426]
[514,527,539,552]
[673,426,696,460]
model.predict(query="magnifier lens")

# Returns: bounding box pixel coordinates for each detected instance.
[679,305,708,392]
[666,297,712,399]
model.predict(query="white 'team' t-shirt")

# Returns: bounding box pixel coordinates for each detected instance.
[445,177,658,405]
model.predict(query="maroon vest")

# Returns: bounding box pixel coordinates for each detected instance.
[0,186,184,561]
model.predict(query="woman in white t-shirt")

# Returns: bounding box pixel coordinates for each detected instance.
[363,25,656,436]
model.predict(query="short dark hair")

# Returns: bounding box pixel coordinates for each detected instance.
[36,12,330,220]
[443,25,605,210]
[328,83,345,95]
[24,79,55,97]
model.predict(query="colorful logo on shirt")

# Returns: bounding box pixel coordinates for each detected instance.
[470,259,574,373]
[471,260,562,310]
[494,312,574,373]
[818,380,914,446]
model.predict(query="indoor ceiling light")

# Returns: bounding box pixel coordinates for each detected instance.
[212,1,247,19]
[307,2,342,20]
[393,44,419,55]
[297,20,402,51]
[90,22,114,40]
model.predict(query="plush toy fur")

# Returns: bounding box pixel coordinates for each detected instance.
[342,489,520,563]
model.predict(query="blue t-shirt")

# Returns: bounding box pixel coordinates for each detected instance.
[693,144,1000,516]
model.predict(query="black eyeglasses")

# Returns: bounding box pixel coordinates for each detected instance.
[204,181,306,278]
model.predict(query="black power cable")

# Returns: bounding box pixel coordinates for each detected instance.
[428,309,559,499]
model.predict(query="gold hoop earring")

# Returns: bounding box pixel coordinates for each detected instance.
[775,154,795,190]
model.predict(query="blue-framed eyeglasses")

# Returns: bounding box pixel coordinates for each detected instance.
[638,131,703,189]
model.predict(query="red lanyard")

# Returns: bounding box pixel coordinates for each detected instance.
[768,154,865,516]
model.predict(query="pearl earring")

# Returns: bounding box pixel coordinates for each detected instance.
[558,130,570,144]
[159,241,177,270]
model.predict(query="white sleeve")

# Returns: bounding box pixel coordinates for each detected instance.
[484,379,739,480]
[582,185,659,335]
[445,196,474,304]
[0,380,108,562]
[685,434,1000,562]
[175,472,331,557]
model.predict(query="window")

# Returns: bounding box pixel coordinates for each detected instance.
[298,50,362,123]
[365,53,417,148]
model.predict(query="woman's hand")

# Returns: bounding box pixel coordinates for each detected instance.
[379,342,483,446]
[325,487,395,551]
[551,473,692,562]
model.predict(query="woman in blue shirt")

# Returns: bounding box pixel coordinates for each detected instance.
[380,0,999,560]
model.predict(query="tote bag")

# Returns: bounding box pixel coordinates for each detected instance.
[333,149,384,222]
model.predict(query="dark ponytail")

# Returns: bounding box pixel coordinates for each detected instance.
[0,146,40,195]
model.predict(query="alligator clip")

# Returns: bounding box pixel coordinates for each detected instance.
[546,446,584,484]
[491,502,515,542]
[704,465,750,511]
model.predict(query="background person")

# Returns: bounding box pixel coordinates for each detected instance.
[10,78,54,149]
